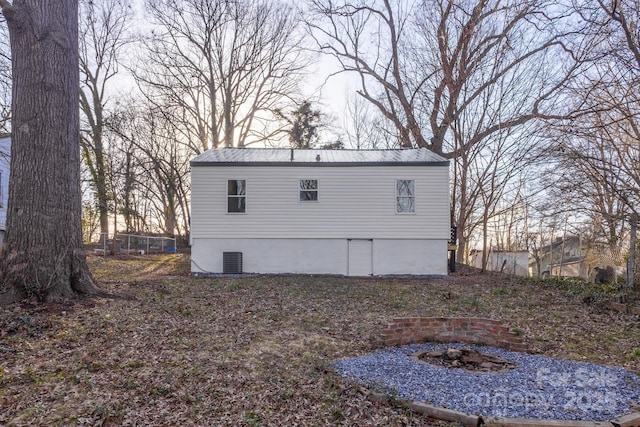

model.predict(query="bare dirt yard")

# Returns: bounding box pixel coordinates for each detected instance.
[1,254,639,426]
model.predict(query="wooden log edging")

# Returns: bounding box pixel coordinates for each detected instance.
[365,388,640,427]
[381,317,528,352]
[482,414,640,427]
[611,412,640,427]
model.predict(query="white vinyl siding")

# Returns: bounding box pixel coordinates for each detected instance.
[191,165,449,240]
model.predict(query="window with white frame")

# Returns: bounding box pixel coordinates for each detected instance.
[299,179,318,201]
[396,179,415,213]
[227,179,246,213]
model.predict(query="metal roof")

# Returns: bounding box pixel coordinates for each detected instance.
[191,147,448,167]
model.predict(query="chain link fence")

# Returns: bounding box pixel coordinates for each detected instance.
[91,233,177,255]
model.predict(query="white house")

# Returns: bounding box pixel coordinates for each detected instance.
[0,137,9,246]
[190,147,450,276]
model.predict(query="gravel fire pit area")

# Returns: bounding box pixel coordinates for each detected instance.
[333,343,640,422]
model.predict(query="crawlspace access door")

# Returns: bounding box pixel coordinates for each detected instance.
[348,239,373,276]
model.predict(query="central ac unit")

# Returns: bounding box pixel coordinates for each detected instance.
[223,252,243,274]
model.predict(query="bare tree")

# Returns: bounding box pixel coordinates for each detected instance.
[106,99,191,238]
[342,93,395,149]
[79,0,134,243]
[471,129,534,270]
[309,0,582,154]
[135,0,310,152]
[564,0,640,216]
[309,0,586,260]
[308,0,423,148]
[589,0,640,70]
[539,1,639,281]
[103,111,142,237]
[543,114,631,251]
[0,0,100,303]
[133,110,191,237]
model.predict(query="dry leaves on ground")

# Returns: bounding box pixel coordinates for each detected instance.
[0,254,638,426]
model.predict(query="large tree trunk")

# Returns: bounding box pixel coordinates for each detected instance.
[0,0,100,303]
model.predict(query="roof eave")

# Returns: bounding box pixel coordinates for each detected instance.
[190,160,450,167]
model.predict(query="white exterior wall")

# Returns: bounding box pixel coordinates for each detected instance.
[191,163,449,275]
[192,238,447,275]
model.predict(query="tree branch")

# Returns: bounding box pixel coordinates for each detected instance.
[0,0,16,22]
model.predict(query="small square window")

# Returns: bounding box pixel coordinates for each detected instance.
[227,179,246,213]
[300,179,318,201]
[396,179,415,213]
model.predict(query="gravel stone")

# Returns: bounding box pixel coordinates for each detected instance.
[332,343,640,421]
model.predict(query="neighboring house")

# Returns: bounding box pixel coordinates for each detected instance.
[548,259,587,279]
[470,250,530,277]
[0,136,9,246]
[530,235,587,279]
[190,148,450,276]
[529,234,625,280]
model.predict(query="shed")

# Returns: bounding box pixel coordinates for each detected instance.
[190,147,450,276]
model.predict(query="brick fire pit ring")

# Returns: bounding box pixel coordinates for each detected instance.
[331,318,640,426]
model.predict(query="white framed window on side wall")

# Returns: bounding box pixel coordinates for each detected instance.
[396,179,415,213]
[227,179,246,213]
[299,179,318,201]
